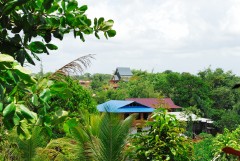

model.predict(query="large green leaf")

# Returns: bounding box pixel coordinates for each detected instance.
[46,43,58,50]
[13,65,36,84]
[0,102,3,112]
[63,118,78,134]
[79,5,88,12]
[3,103,16,117]
[28,41,47,53]
[67,0,78,11]
[50,82,67,92]
[66,13,75,25]
[13,113,20,125]
[47,2,59,14]
[107,30,116,37]
[39,88,51,102]
[52,109,68,125]
[0,54,14,62]
[18,104,36,120]
[13,64,31,75]
[31,94,39,106]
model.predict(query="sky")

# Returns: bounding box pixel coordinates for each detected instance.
[30,0,240,76]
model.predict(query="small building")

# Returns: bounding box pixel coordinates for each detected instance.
[169,112,214,135]
[111,67,133,83]
[97,100,154,126]
[79,80,91,87]
[126,98,181,111]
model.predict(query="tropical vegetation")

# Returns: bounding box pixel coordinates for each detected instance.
[0,0,239,160]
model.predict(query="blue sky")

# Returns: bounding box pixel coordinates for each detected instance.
[30,0,240,75]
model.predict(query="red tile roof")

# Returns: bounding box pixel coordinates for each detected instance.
[126,98,181,109]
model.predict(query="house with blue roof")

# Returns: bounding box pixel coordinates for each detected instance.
[97,100,154,126]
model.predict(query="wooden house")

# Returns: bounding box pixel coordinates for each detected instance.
[110,67,133,83]
[97,100,154,126]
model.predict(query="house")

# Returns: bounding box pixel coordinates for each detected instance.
[168,112,214,135]
[126,98,181,111]
[79,80,91,87]
[111,67,133,83]
[97,100,154,126]
[97,99,214,135]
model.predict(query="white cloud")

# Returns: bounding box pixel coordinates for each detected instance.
[29,0,240,76]
[220,0,240,34]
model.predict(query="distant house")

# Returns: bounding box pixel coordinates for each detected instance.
[79,80,91,87]
[169,112,214,135]
[97,100,154,126]
[111,67,133,83]
[126,98,181,111]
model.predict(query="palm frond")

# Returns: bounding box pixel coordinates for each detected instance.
[69,113,134,161]
[69,113,103,160]
[53,54,94,76]
[14,126,48,161]
[96,113,135,161]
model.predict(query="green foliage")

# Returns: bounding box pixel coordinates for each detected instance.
[0,126,48,161]
[211,126,240,160]
[0,54,38,137]
[50,76,97,115]
[90,68,240,132]
[0,0,116,65]
[90,73,112,91]
[127,108,193,161]
[193,136,214,161]
[193,127,240,161]
[0,54,73,139]
[64,112,135,161]
[34,137,81,161]
[124,78,160,98]
[92,72,162,104]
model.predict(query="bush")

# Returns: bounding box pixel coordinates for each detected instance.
[126,108,193,161]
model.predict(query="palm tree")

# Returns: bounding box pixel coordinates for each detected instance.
[70,112,135,161]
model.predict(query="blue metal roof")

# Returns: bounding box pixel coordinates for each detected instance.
[97,100,154,113]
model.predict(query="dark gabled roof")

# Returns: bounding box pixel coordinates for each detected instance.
[116,67,133,76]
[126,98,182,109]
[112,75,119,81]
[97,100,154,113]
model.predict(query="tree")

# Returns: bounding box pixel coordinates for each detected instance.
[50,75,97,114]
[127,108,193,161]
[0,0,116,65]
[0,0,116,137]
[90,73,112,91]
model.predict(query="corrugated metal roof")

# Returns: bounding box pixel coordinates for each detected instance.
[97,100,154,113]
[126,98,181,109]
[116,67,133,76]
[168,112,213,123]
